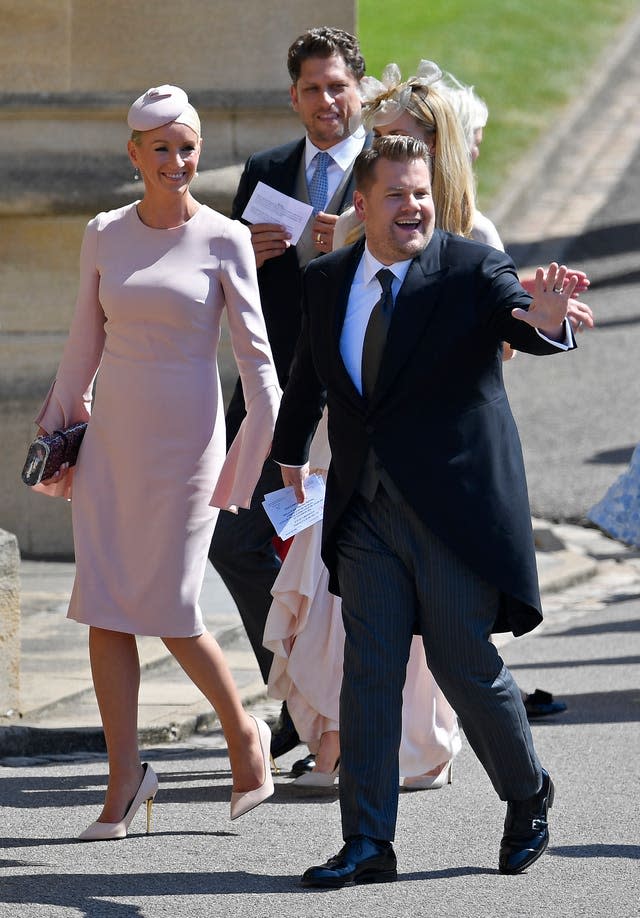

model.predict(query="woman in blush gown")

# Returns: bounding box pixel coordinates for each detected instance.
[264,413,461,788]
[29,85,280,837]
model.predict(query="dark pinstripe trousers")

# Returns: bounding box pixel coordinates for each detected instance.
[336,487,542,842]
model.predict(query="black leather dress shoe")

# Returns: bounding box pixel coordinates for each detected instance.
[290,753,316,777]
[301,836,397,888]
[524,689,568,719]
[499,769,555,874]
[270,701,301,759]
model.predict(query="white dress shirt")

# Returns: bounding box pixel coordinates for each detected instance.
[340,246,412,396]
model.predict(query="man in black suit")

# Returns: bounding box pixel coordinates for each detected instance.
[209,27,367,759]
[272,135,576,886]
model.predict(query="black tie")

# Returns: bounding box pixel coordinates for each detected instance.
[361,268,395,399]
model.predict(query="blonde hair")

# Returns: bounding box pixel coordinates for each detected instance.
[434,73,489,153]
[365,81,476,237]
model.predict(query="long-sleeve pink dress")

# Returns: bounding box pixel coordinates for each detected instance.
[263,414,461,777]
[35,202,280,637]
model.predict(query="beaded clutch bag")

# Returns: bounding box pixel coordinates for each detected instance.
[21,422,87,486]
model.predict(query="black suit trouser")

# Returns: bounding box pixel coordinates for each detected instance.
[336,487,542,842]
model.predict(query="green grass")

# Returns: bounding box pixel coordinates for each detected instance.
[357,0,636,208]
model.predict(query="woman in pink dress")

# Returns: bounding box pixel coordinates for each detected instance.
[29,86,279,838]
[265,413,461,788]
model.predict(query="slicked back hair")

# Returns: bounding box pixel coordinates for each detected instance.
[287,27,365,83]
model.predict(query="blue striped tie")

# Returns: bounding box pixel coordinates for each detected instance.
[308,151,331,214]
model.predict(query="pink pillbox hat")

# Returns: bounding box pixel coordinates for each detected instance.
[127,85,201,135]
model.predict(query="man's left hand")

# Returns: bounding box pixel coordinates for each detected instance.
[512,262,578,341]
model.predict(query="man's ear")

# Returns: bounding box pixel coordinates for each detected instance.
[353,189,366,221]
[289,83,299,113]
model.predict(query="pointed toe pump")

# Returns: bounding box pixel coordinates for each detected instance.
[78,763,159,841]
[403,760,453,791]
[230,715,274,820]
[293,758,340,788]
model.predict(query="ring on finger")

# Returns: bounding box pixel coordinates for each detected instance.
[316,233,322,244]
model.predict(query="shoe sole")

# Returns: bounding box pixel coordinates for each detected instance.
[301,869,398,889]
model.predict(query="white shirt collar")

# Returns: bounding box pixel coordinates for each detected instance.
[362,243,413,287]
[305,124,366,171]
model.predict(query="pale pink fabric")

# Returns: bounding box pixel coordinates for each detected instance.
[35,202,280,636]
[264,415,461,776]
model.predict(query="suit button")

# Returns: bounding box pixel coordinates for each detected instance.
[365,424,374,434]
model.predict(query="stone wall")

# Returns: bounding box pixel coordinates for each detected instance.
[1,1,356,556]
[0,530,20,715]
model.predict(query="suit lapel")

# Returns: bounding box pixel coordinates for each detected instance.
[323,241,364,398]
[266,139,306,196]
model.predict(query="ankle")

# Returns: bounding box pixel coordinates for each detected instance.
[314,731,340,773]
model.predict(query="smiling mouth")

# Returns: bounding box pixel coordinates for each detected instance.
[164,172,187,180]
[395,218,421,230]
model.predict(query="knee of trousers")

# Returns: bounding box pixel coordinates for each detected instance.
[427,655,505,704]
[209,507,276,567]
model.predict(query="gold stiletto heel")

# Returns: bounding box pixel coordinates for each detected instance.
[78,763,159,841]
[145,796,154,834]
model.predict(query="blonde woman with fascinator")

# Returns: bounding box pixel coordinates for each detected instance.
[333,60,476,248]
[27,85,280,838]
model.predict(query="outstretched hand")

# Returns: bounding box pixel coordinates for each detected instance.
[512,263,578,340]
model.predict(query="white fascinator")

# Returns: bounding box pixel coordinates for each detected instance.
[355,60,444,132]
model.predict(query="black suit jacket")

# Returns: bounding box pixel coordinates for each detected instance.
[271,230,577,637]
[225,138,360,442]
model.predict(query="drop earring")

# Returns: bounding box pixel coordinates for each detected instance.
[134,168,140,181]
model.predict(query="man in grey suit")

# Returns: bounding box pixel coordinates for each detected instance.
[209,28,367,759]
[272,136,576,886]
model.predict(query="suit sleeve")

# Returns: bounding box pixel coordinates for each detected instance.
[270,292,326,466]
[479,248,577,355]
[230,156,256,222]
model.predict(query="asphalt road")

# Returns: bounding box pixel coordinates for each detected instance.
[1,574,638,918]
[504,136,640,523]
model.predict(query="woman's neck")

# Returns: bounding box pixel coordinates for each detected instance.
[136,192,200,229]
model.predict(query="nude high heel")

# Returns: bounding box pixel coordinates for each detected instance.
[78,763,159,841]
[403,760,453,791]
[230,715,274,820]
[293,759,339,788]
